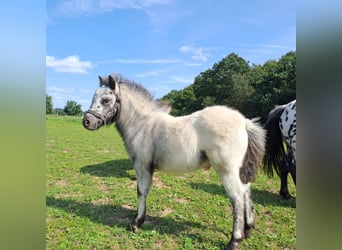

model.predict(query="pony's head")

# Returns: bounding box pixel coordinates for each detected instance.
[83,75,120,130]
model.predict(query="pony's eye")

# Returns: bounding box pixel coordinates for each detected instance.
[102,98,111,105]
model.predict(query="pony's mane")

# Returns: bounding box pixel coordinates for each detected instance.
[109,73,154,101]
[106,73,171,112]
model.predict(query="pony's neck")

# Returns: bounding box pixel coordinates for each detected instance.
[115,86,157,139]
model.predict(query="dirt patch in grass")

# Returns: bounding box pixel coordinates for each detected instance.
[152,175,167,189]
[160,207,173,217]
[92,197,110,206]
[122,204,134,210]
[96,148,111,153]
[56,180,68,187]
[174,197,189,203]
[55,193,84,199]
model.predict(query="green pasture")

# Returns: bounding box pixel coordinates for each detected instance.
[46,115,296,249]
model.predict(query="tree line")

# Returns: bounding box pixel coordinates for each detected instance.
[46,96,83,116]
[161,51,295,121]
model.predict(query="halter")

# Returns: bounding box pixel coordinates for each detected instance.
[85,94,121,125]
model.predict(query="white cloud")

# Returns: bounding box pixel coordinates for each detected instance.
[46,55,94,74]
[235,43,295,51]
[101,0,170,10]
[169,75,193,84]
[179,45,211,62]
[53,0,170,17]
[47,86,75,93]
[116,58,180,64]
[147,84,173,98]
[260,44,295,50]
[98,58,180,64]
[47,85,91,110]
[184,62,203,66]
[135,70,166,77]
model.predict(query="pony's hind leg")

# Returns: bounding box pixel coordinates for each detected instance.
[131,162,153,232]
[243,183,255,238]
[279,152,293,199]
[219,171,246,250]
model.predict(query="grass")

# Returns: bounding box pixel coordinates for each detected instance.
[46,115,296,249]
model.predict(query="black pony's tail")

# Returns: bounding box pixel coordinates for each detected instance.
[262,105,286,177]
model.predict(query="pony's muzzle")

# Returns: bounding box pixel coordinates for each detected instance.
[82,113,103,130]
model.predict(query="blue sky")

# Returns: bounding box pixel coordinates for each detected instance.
[46,0,296,110]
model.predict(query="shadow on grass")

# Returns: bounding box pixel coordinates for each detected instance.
[80,159,135,179]
[46,195,207,236]
[189,182,296,208]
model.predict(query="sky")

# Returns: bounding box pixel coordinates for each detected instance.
[46,0,296,111]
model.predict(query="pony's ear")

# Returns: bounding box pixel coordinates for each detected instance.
[98,76,105,86]
[158,100,172,113]
[108,75,116,90]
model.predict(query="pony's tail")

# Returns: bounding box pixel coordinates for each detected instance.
[262,105,286,177]
[240,118,266,184]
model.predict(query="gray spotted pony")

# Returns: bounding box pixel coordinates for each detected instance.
[263,100,296,199]
[83,73,266,250]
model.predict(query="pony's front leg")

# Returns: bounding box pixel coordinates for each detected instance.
[290,164,296,186]
[288,150,296,186]
[131,162,153,233]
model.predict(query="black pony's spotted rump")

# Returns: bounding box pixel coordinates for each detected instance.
[83,73,266,250]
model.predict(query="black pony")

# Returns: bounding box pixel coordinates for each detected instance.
[263,100,296,199]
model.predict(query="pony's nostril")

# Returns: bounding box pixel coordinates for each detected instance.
[83,118,90,127]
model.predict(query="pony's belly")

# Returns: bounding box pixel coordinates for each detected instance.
[157,161,202,173]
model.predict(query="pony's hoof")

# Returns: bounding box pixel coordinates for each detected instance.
[130,223,139,233]
[280,192,292,200]
[225,239,241,250]
[244,224,254,239]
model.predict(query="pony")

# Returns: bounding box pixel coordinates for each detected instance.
[262,100,296,199]
[82,73,266,250]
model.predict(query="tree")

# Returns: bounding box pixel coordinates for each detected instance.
[192,53,252,112]
[161,51,296,120]
[63,100,82,116]
[253,52,296,120]
[161,87,196,116]
[46,94,54,114]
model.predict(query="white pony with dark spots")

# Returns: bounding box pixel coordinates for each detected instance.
[83,73,266,250]
[263,100,296,199]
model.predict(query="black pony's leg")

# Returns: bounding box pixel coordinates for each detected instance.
[290,167,296,185]
[290,164,296,185]
[131,162,153,232]
[289,158,296,186]
[279,152,292,199]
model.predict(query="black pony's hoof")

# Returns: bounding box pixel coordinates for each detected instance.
[280,191,292,200]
